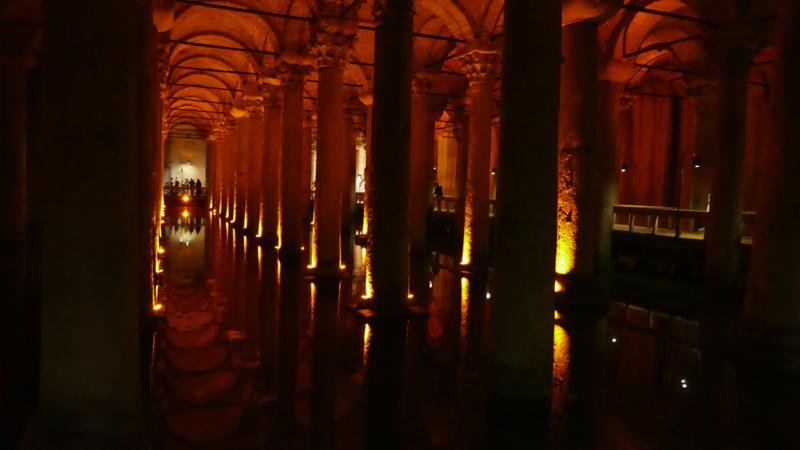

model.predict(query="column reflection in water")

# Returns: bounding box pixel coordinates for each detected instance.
[363,317,407,450]
[310,279,340,450]
[275,257,304,437]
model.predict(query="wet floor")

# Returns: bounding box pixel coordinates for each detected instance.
[150,211,800,450]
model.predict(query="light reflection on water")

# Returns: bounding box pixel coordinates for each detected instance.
[150,215,800,450]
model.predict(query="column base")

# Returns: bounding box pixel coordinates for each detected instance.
[304,264,349,280]
[457,261,490,278]
[554,272,609,306]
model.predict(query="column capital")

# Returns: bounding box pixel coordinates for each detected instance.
[311,12,358,69]
[459,41,499,85]
[372,0,411,25]
[683,75,719,113]
[278,56,312,85]
[412,74,433,100]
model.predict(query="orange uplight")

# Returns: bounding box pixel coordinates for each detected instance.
[556,156,578,275]
[182,210,189,218]
[554,310,561,320]
[362,247,373,300]
[362,323,372,368]
[554,280,564,293]
[158,247,165,255]
[308,208,318,269]
[182,194,190,203]
[153,303,164,312]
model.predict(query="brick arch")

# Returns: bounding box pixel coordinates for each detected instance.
[169,31,264,73]
[417,0,474,40]
[174,0,282,53]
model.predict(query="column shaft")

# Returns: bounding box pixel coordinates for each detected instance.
[409,78,435,255]
[461,49,496,270]
[0,64,27,242]
[491,0,560,401]
[368,0,413,310]
[262,98,281,243]
[704,56,751,294]
[40,0,144,439]
[742,0,800,365]
[247,112,264,235]
[557,23,599,280]
[281,69,306,255]
[235,119,249,226]
[315,65,345,271]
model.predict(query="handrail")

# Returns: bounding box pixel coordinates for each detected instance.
[612,204,755,240]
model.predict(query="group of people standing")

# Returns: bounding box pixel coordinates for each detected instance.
[168,178,203,197]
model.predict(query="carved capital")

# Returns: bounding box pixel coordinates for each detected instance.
[459,42,499,85]
[412,74,433,100]
[279,61,311,86]
[311,31,354,69]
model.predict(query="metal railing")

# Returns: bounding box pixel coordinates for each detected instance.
[612,204,755,241]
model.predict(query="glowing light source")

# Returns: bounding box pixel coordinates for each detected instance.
[153,303,164,312]
[554,280,564,292]
[554,310,561,320]
[158,247,165,255]
[182,194,190,203]
[611,337,618,344]
[182,210,189,218]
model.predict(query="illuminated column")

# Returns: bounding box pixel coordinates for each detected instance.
[452,102,469,250]
[491,0,560,402]
[302,110,314,215]
[743,0,800,367]
[280,61,310,257]
[409,74,436,256]
[243,89,265,235]
[232,101,250,227]
[39,0,145,441]
[359,91,374,298]
[341,100,360,265]
[368,0,413,311]
[220,120,236,220]
[261,84,282,245]
[459,42,498,271]
[207,136,218,209]
[311,13,355,273]
[556,22,600,294]
[704,34,761,296]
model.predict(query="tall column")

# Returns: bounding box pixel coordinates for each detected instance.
[556,22,601,298]
[244,90,265,235]
[225,119,238,220]
[491,0,560,403]
[685,78,716,211]
[368,0,413,311]
[0,48,34,445]
[39,0,145,443]
[0,59,30,243]
[452,103,469,251]
[233,102,250,227]
[742,0,800,368]
[280,61,310,257]
[359,91,374,298]
[341,99,359,267]
[409,74,436,255]
[261,85,282,245]
[311,13,355,273]
[459,42,498,271]
[303,110,314,219]
[703,31,761,296]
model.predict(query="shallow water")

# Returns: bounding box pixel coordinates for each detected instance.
[150,212,800,450]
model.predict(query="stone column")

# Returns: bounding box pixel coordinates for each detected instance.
[459,42,498,271]
[341,99,359,267]
[243,90,265,235]
[303,110,314,219]
[233,102,250,227]
[742,0,800,368]
[704,32,761,296]
[368,0,413,311]
[280,61,309,257]
[359,91,375,298]
[0,48,34,445]
[39,0,145,443]
[409,74,436,256]
[491,0,560,404]
[261,85,282,245]
[311,15,355,274]
[0,59,30,244]
[556,22,601,299]
[685,78,716,211]
[452,103,469,250]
